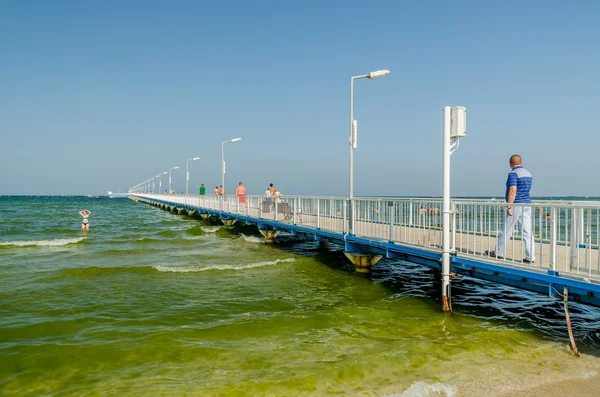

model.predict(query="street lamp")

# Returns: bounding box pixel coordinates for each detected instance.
[157,172,167,193]
[221,138,242,194]
[186,157,200,195]
[349,69,390,233]
[169,166,180,194]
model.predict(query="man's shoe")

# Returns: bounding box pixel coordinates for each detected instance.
[523,258,535,264]
[485,250,503,259]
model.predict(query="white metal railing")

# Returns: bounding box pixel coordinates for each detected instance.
[132,193,600,280]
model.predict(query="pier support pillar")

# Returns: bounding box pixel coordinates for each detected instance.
[344,252,383,273]
[200,214,211,221]
[259,230,280,244]
[222,219,237,227]
[187,210,196,216]
[177,208,185,215]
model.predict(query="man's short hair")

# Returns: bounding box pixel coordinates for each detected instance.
[510,154,522,165]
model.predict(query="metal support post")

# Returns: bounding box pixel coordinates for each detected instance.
[441,106,452,313]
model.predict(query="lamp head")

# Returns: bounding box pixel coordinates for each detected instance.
[230,138,242,143]
[192,157,200,160]
[367,70,391,79]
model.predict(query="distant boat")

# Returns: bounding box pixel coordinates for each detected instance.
[107,190,125,198]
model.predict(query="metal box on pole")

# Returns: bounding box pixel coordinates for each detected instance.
[450,106,467,138]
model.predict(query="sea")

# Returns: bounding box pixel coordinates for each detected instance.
[1,196,599,397]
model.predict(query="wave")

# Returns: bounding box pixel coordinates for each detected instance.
[157,230,178,238]
[382,382,456,397]
[0,237,86,248]
[52,258,296,278]
[154,258,295,273]
[200,226,221,233]
[58,266,157,277]
[240,233,262,243]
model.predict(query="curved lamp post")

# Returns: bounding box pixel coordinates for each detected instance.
[169,166,180,194]
[349,69,390,233]
[221,138,242,195]
[186,157,200,195]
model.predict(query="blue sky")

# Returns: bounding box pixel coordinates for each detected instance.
[1,0,599,196]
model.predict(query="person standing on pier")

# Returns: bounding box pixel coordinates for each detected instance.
[236,182,246,204]
[487,154,535,263]
[199,184,206,195]
[219,185,224,196]
[214,186,219,195]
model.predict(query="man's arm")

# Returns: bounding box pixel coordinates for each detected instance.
[506,172,517,216]
[507,186,516,204]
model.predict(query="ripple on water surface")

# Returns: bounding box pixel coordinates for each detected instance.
[1,197,600,397]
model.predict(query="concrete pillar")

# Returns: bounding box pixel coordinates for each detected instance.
[259,230,280,244]
[187,210,196,216]
[200,214,211,221]
[344,252,383,273]
[222,219,237,227]
[177,208,185,215]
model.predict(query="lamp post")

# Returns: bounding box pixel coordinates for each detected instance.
[349,69,390,233]
[221,138,242,195]
[186,157,200,195]
[157,172,167,193]
[169,166,180,194]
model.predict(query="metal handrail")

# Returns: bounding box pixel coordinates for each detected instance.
[132,193,600,280]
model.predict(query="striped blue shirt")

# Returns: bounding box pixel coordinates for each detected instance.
[506,166,532,203]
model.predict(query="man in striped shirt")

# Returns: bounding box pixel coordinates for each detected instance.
[487,154,535,263]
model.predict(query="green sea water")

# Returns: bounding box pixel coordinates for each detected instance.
[1,196,599,397]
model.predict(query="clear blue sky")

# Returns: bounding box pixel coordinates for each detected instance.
[1,0,599,196]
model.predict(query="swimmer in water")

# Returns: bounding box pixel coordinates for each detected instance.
[79,209,91,230]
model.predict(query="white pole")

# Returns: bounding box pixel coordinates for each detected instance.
[221,142,225,195]
[169,170,172,194]
[349,76,354,234]
[186,159,189,195]
[442,106,451,312]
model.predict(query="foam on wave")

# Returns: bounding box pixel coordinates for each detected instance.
[240,233,262,243]
[154,257,295,273]
[0,237,86,247]
[200,226,221,233]
[381,382,457,397]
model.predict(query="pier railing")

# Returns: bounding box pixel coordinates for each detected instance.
[136,194,600,280]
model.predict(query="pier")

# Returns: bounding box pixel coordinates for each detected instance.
[130,193,600,311]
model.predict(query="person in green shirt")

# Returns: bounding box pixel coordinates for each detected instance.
[199,184,206,195]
